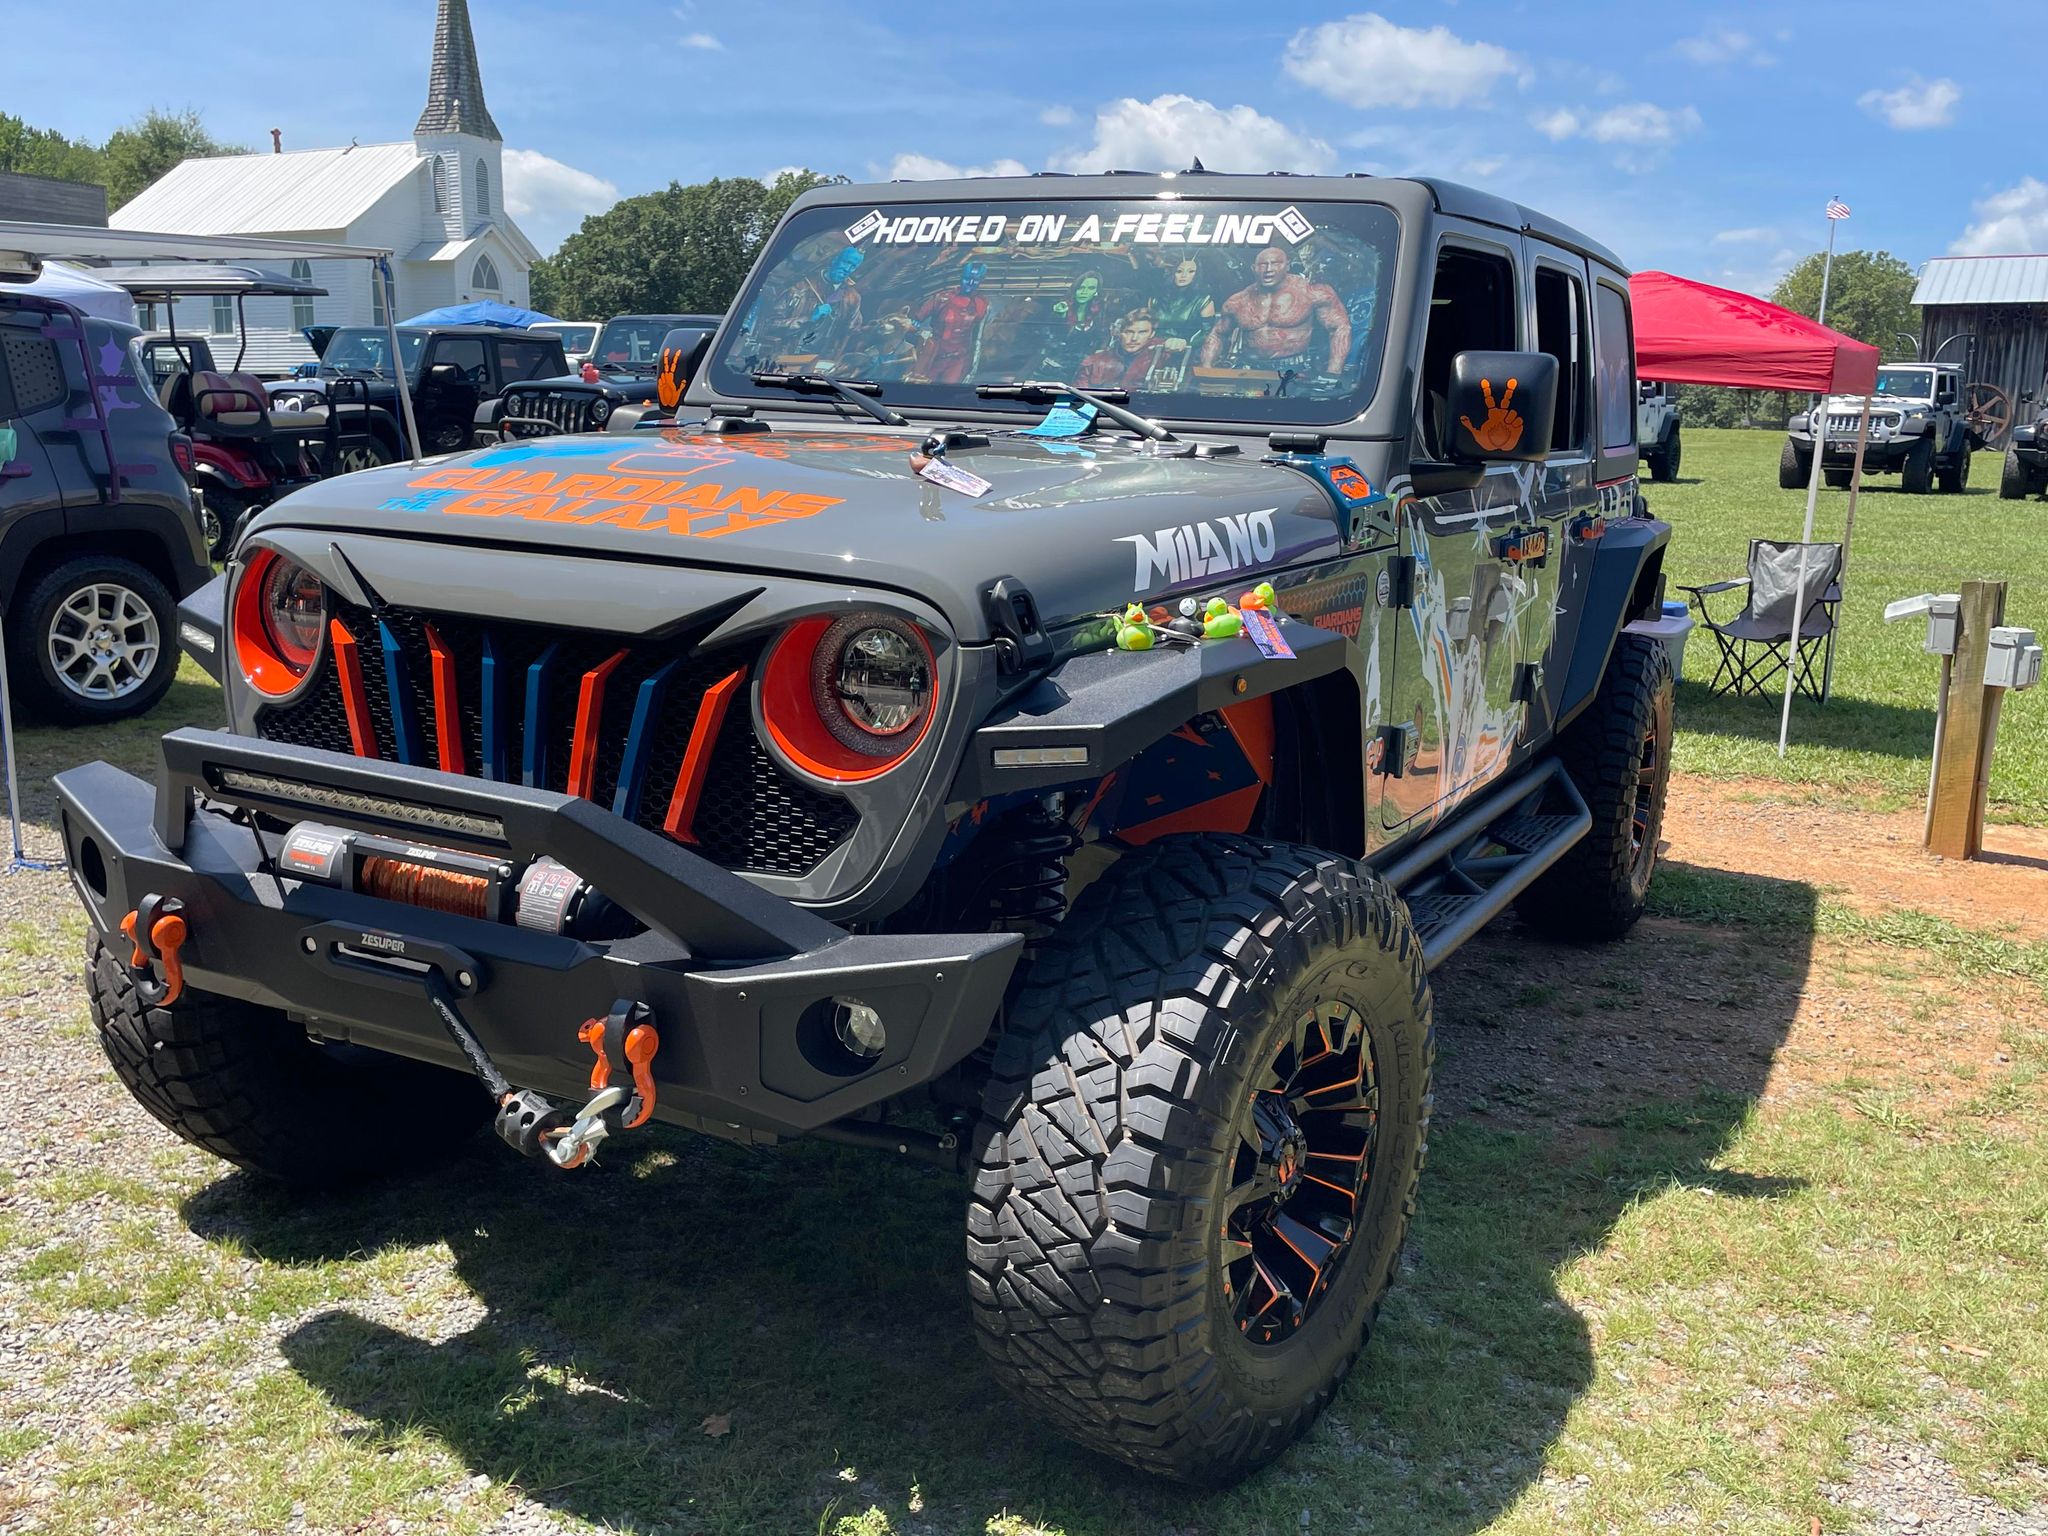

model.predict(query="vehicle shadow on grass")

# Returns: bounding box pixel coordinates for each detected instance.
[183,871,1816,1536]
[1675,679,1936,762]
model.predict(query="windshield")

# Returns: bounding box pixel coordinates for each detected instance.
[595,317,691,369]
[707,197,1398,426]
[319,327,428,380]
[1875,367,1935,399]
[542,323,599,353]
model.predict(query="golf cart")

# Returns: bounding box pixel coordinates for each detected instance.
[96,265,395,558]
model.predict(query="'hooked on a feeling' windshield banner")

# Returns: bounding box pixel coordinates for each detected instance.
[842,205,1318,249]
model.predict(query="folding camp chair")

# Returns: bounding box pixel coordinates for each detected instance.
[1678,539,1844,702]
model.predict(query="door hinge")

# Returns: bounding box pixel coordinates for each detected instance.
[1380,555,1417,610]
[983,576,1051,677]
[1372,722,1414,778]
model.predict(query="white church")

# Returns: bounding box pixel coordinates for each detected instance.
[112,0,539,374]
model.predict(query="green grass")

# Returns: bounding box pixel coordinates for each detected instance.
[1653,428,2047,823]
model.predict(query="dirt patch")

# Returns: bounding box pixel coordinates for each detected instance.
[1661,773,2048,941]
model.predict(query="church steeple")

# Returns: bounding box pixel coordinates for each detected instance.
[414,0,500,142]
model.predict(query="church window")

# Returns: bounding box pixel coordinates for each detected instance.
[475,160,491,216]
[289,260,316,330]
[432,156,447,213]
[472,254,501,293]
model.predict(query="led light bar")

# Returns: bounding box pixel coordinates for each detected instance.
[991,746,1089,769]
[209,769,507,842]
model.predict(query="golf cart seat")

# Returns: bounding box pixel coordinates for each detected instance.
[167,370,326,436]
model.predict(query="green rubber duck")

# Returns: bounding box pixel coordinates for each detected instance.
[1116,603,1155,651]
[1204,596,1232,620]
[1202,608,1242,640]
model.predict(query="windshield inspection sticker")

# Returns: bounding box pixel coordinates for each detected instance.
[1020,400,1098,439]
[910,454,992,497]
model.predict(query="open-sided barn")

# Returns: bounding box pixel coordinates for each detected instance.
[1914,255,2048,445]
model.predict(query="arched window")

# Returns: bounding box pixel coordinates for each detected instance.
[474,159,491,216]
[289,259,316,330]
[471,254,501,293]
[431,156,446,214]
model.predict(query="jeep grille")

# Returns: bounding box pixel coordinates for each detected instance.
[255,600,858,877]
[499,386,606,438]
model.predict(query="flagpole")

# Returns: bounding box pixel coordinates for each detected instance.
[1779,197,1843,757]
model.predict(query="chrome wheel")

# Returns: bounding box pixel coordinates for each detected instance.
[333,442,389,475]
[196,492,225,555]
[47,582,161,702]
[1223,998,1379,1347]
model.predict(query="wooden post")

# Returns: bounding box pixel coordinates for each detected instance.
[1926,579,2008,859]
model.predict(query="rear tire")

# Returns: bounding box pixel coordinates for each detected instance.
[86,931,489,1187]
[9,556,178,726]
[2000,450,2029,500]
[1779,439,1808,489]
[1516,633,1675,942]
[969,836,1432,1484]
[1900,435,1935,495]
[1647,424,1682,482]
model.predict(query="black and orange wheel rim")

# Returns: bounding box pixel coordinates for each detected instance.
[1222,998,1379,1347]
[1630,687,1673,880]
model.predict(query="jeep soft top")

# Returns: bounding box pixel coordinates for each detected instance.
[59,173,1673,1483]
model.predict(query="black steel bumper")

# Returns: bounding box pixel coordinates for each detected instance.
[55,729,1021,1140]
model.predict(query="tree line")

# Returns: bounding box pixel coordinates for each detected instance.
[0,109,245,211]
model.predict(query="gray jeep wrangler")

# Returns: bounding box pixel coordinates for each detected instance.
[1782,361,1976,494]
[57,174,1674,1484]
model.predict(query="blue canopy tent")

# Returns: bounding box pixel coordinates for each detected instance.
[399,299,558,328]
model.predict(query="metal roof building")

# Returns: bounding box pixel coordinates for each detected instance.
[1913,255,2048,443]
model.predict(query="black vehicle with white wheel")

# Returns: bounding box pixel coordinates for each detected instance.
[2003,387,2047,501]
[53,173,1675,1482]
[1,283,209,724]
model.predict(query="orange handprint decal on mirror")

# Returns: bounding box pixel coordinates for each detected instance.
[657,348,687,411]
[1461,376,1524,454]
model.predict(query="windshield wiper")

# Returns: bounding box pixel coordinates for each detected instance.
[975,381,1178,444]
[751,371,908,427]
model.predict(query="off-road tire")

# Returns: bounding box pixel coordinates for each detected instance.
[1824,467,1852,490]
[968,835,1433,1484]
[86,931,489,1187]
[1900,435,1935,496]
[1779,439,1808,489]
[1999,450,2028,500]
[8,556,178,726]
[1515,633,1675,942]
[1936,442,1970,495]
[1647,424,1682,482]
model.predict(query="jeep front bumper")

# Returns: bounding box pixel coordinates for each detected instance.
[56,729,1021,1141]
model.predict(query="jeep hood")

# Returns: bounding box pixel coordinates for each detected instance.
[250,427,1346,639]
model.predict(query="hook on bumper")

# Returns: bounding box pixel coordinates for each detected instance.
[119,894,188,1008]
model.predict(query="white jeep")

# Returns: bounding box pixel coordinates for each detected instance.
[1781,362,1974,495]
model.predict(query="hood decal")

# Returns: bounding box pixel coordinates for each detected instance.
[1116,509,1277,590]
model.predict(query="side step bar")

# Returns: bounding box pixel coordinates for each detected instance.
[1376,759,1591,970]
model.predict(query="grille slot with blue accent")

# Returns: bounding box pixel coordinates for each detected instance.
[257,600,858,878]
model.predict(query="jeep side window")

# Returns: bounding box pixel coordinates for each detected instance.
[0,326,68,418]
[433,338,489,386]
[1534,266,1591,452]
[1936,373,1957,406]
[495,338,560,383]
[1592,281,1635,453]
[1418,246,1518,459]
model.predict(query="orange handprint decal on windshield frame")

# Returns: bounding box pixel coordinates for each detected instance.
[657,348,687,411]
[1461,377,1524,454]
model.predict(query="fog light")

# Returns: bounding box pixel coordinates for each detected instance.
[833,996,886,1059]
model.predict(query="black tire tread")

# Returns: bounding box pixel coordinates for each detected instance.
[1778,438,1807,490]
[1516,634,1674,942]
[2000,450,2028,500]
[968,835,1432,1482]
[86,931,486,1187]
[10,556,178,725]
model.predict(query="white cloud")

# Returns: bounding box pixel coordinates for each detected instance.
[678,30,722,50]
[885,152,1030,181]
[1711,226,1778,245]
[502,148,619,255]
[1039,104,1076,127]
[1950,177,2048,255]
[1672,27,1775,66]
[1858,76,1959,130]
[1283,13,1522,109]
[1051,94,1332,174]
[1534,102,1701,145]
[1458,157,1505,181]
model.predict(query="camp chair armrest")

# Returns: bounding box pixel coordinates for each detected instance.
[1676,578,1749,597]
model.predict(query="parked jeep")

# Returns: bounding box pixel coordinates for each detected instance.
[269,324,568,459]
[1,285,211,723]
[1637,379,1682,480]
[58,175,1674,1483]
[481,314,720,440]
[1782,361,1976,494]
[2000,379,2045,501]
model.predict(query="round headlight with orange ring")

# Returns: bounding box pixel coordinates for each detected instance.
[232,548,327,698]
[761,611,938,782]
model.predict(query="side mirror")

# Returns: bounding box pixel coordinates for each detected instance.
[1639,381,1658,403]
[426,362,462,386]
[655,328,713,412]
[1446,351,1557,464]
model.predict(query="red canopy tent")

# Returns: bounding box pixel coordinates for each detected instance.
[1630,270,1879,395]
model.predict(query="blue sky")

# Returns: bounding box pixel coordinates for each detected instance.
[11,1,2042,281]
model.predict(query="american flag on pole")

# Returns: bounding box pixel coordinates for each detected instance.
[1826,198,1852,220]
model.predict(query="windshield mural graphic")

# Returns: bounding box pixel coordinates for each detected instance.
[711,199,1398,425]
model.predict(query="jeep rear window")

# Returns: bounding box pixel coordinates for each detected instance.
[708,198,1398,427]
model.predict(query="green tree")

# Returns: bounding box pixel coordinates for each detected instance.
[0,112,104,186]
[531,169,840,320]
[100,109,247,209]
[1771,248,1919,355]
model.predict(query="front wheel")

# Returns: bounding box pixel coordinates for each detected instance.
[1999,450,2028,500]
[1936,442,1970,495]
[1779,438,1809,489]
[969,836,1433,1484]
[8,556,178,725]
[1647,424,1682,482]
[1900,435,1935,495]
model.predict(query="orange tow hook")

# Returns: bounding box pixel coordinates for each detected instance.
[118,895,188,1008]
[575,1001,660,1130]
[622,1021,659,1129]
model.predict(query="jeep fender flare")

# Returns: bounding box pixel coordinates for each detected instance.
[1553,517,1671,734]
